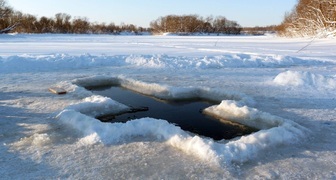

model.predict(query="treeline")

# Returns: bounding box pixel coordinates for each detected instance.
[150,15,242,35]
[5,0,336,37]
[1,0,270,36]
[1,12,149,34]
[278,0,336,37]
[0,0,149,34]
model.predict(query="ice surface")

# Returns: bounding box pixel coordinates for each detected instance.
[1,34,336,179]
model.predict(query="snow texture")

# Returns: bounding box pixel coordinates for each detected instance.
[1,34,336,179]
[0,53,332,73]
[274,70,336,90]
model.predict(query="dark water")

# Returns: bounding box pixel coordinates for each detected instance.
[87,86,256,140]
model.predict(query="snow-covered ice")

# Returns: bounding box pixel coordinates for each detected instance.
[1,34,336,179]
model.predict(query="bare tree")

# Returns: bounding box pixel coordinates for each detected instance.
[0,0,19,33]
[279,0,336,37]
[0,0,10,18]
[54,13,71,33]
[0,0,149,34]
[36,16,55,33]
[72,17,90,33]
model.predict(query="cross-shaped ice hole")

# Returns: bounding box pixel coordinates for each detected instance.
[86,85,256,140]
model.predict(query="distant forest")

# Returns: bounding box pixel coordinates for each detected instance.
[150,15,242,35]
[0,0,150,34]
[0,0,273,35]
[2,0,335,37]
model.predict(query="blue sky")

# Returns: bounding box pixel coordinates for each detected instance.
[8,0,297,27]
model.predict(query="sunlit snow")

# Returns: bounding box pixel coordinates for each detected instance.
[1,34,335,179]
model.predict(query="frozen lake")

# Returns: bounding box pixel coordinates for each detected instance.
[0,34,335,179]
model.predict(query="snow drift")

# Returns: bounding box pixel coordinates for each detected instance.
[0,53,331,73]
[274,70,336,90]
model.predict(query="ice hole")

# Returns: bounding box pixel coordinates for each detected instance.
[86,85,256,140]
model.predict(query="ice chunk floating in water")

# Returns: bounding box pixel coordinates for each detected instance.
[86,86,256,140]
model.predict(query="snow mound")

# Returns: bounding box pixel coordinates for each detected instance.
[273,71,336,90]
[66,95,130,117]
[204,100,307,162]
[0,54,331,73]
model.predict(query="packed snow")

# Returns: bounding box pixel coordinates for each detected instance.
[1,34,336,179]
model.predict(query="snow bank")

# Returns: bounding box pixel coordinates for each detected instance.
[56,76,307,165]
[203,100,307,162]
[203,100,306,132]
[122,54,331,69]
[0,54,127,73]
[57,110,220,163]
[274,70,336,90]
[0,54,331,73]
